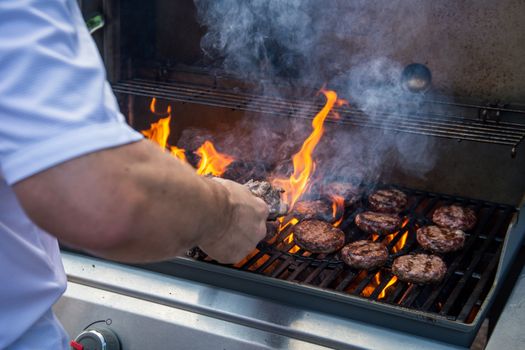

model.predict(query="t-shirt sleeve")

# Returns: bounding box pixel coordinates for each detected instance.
[0,0,143,185]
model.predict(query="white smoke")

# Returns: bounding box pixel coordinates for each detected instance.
[192,0,438,183]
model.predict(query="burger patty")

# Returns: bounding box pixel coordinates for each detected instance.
[244,179,288,220]
[322,182,362,206]
[432,205,477,231]
[416,225,466,253]
[293,200,334,222]
[355,211,401,234]
[293,220,345,253]
[368,189,407,214]
[340,240,388,270]
[392,254,447,284]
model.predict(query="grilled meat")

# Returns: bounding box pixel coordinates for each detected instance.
[293,200,334,222]
[244,179,288,220]
[340,240,388,270]
[368,189,407,214]
[355,211,401,234]
[293,220,345,253]
[392,254,447,284]
[432,205,477,231]
[416,225,466,253]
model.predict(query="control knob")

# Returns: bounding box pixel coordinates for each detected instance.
[70,326,121,350]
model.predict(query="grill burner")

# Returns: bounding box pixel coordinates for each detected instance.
[184,185,515,324]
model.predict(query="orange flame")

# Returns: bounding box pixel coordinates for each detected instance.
[378,276,398,299]
[142,98,187,163]
[196,141,235,177]
[361,272,398,299]
[371,218,410,252]
[272,89,340,209]
[288,236,301,253]
[278,217,301,253]
[279,217,299,233]
[170,146,187,162]
[149,97,157,113]
[392,231,408,253]
[362,271,382,297]
[331,195,345,227]
[141,116,171,150]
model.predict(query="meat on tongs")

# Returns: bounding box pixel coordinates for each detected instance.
[244,179,288,220]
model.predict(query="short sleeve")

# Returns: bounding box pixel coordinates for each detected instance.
[0,0,143,185]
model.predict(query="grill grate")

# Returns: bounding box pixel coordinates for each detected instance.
[188,185,515,323]
[113,78,525,153]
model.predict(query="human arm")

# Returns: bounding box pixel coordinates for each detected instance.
[13,139,268,264]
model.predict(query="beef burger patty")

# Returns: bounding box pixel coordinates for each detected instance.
[293,200,334,222]
[432,205,477,231]
[392,254,447,284]
[340,240,388,270]
[416,225,466,253]
[368,189,407,214]
[293,220,345,253]
[355,211,401,234]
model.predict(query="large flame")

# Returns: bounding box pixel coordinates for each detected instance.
[196,141,235,176]
[142,98,187,162]
[272,89,340,209]
[142,98,237,171]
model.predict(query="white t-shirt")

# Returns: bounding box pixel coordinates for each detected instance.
[0,0,142,348]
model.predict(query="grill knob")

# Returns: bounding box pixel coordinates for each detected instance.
[71,326,121,350]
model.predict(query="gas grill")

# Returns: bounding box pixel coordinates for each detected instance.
[139,186,518,346]
[56,1,525,349]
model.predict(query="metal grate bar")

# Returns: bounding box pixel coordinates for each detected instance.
[125,79,525,137]
[369,272,396,300]
[334,271,358,292]
[239,250,267,271]
[319,266,344,288]
[400,285,423,307]
[113,79,525,149]
[255,253,283,273]
[439,207,513,315]
[421,205,497,311]
[457,249,502,322]
[353,272,378,296]
[286,260,312,281]
[270,256,296,278]
[304,261,330,284]
[386,282,408,303]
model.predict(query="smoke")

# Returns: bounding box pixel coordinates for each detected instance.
[192,0,438,184]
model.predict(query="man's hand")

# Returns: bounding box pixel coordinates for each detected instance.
[199,178,268,264]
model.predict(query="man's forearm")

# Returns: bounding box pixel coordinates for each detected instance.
[13,140,233,262]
